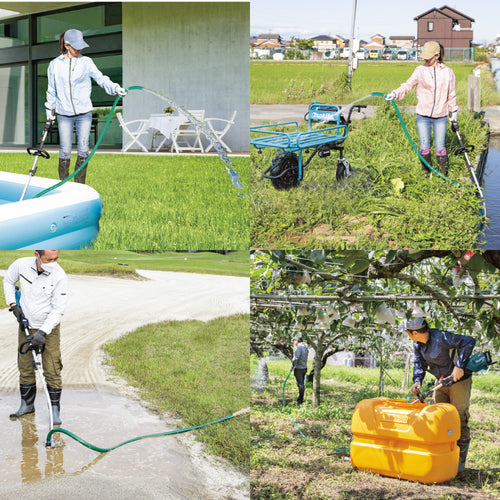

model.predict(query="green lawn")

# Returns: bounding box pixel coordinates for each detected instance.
[251,358,500,499]
[104,314,250,470]
[251,61,500,106]
[2,153,249,250]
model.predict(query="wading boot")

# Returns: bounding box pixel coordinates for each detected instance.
[10,384,36,419]
[458,442,470,473]
[74,155,88,184]
[47,386,62,426]
[58,158,70,180]
[420,153,432,175]
[436,155,448,176]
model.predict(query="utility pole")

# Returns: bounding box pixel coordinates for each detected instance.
[347,0,357,89]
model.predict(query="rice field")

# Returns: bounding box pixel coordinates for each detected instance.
[251,61,500,106]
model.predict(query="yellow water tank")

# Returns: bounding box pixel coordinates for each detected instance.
[350,398,460,483]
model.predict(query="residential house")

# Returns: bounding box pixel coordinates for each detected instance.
[414,5,474,49]
[311,35,337,52]
[252,33,286,59]
[389,36,415,50]
[364,34,385,51]
[495,35,500,55]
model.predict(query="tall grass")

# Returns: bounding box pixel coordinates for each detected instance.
[251,104,487,248]
[251,61,500,106]
[1,153,249,249]
[104,314,250,470]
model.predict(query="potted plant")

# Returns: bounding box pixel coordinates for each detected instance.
[163,106,175,114]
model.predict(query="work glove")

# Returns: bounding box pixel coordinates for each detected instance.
[448,110,458,123]
[27,330,47,346]
[385,91,396,101]
[46,108,56,122]
[410,381,421,394]
[115,85,128,97]
[9,304,25,325]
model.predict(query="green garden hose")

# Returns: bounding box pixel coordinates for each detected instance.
[46,407,249,452]
[34,85,245,199]
[370,92,458,184]
[282,368,307,439]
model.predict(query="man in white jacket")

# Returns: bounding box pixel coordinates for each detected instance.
[4,250,68,425]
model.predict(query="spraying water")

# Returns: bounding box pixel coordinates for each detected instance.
[34,85,246,199]
[138,87,245,193]
[251,355,287,391]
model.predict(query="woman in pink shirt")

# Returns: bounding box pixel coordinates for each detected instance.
[386,41,458,176]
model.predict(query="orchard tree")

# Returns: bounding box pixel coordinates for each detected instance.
[251,250,500,408]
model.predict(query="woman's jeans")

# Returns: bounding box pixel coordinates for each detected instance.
[416,114,448,156]
[57,111,92,160]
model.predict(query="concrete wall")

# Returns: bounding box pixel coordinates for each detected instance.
[122,2,249,152]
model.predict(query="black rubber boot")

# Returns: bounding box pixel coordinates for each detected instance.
[47,386,62,426]
[58,158,70,180]
[420,153,432,174]
[436,155,448,176]
[458,442,469,472]
[10,384,36,419]
[74,155,88,184]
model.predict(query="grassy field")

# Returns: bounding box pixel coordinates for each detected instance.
[2,153,249,250]
[0,250,249,307]
[251,61,500,106]
[251,104,487,248]
[251,358,500,499]
[104,314,250,470]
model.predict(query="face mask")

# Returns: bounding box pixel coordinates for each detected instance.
[37,256,57,272]
[41,262,57,272]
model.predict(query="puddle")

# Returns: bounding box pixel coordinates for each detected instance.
[0,388,248,499]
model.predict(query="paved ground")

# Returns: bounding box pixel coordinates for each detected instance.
[0,270,250,499]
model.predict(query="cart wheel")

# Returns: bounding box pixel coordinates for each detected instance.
[269,152,300,190]
[336,157,352,182]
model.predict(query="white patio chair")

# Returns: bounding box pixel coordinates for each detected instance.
[205,110,237,153]
[117,112,149,152]
[170,110,205,153]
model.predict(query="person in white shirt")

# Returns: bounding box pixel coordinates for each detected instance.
[4,250,68,425]
[45,29,127,183]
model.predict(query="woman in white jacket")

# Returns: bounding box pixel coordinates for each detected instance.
[45,29,127,183]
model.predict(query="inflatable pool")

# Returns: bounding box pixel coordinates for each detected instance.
[0,172,102,249]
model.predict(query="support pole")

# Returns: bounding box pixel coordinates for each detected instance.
[347,0,357,89]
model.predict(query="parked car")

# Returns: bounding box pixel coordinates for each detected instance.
[340,48,351,58]
[355,49,366,60]
[368,49,379,60]
[324,49,339,59]
[397,50,409,60]
[382,48,393,60]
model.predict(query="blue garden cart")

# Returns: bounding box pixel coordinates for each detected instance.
[251,102,366,190]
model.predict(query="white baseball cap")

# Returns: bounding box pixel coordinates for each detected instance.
[64,29,89,50]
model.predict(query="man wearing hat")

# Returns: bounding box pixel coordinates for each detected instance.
[400,317,476,472]
[45,29,127,184]
[385,41,458,176]
[292,334,308,405]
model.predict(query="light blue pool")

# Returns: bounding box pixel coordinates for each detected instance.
[0,172,102,249]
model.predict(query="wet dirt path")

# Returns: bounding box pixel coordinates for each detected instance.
[0,270,249,499]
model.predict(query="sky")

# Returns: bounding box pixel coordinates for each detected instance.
[251,0,500,45]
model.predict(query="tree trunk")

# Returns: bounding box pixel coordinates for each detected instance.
[312,334,325,408]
